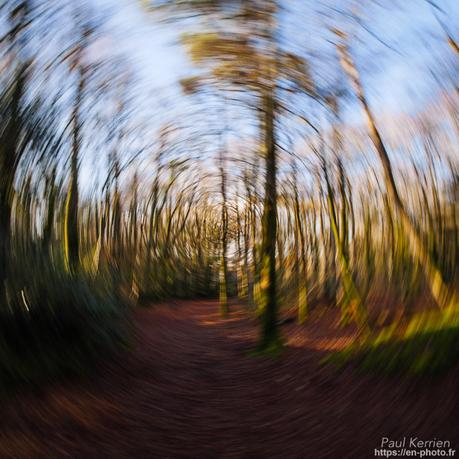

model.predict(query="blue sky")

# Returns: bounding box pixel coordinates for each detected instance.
[92,0,458,118]
[354,0,459,114]
[95,0,187,89]
[77,0,458,194]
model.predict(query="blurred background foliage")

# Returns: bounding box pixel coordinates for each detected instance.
[0,0,458,387]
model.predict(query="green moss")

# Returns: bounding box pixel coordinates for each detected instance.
[250,334,284,358]
[325,310,459,376]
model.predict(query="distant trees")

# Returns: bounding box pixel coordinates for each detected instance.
[0,0,457,386]
[337,37,458,311]
[151,0,318,351]
[219,143,230,316]
[141,0,459,352]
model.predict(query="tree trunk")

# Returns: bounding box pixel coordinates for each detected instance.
[322,155,368,330]
[339,42,458,310]
[219,154,229,316]
[0,67,25,302]
[293,168,308,323]
[64,65,84,274]
[258,91,281,350]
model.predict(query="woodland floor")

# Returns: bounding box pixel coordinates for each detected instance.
[1,300,459,459]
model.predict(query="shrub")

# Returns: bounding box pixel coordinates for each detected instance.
[0,268,131,390]
[325,309,459,376]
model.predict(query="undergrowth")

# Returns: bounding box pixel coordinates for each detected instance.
[0,267,131,393]
[325,307,459,375]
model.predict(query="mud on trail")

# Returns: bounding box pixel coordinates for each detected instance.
[1,300,459,459]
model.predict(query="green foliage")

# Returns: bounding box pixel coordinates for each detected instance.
[0,269,130,390]
[326,310,459,375]
[250,333,284,358]
[0,0,457,390]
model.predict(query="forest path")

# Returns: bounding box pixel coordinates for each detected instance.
[2,300,459,459]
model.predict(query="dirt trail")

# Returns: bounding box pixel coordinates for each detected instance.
[1,300,459,459]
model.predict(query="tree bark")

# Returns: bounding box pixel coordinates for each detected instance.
[338,42,458,310]
[258,91,281,349]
